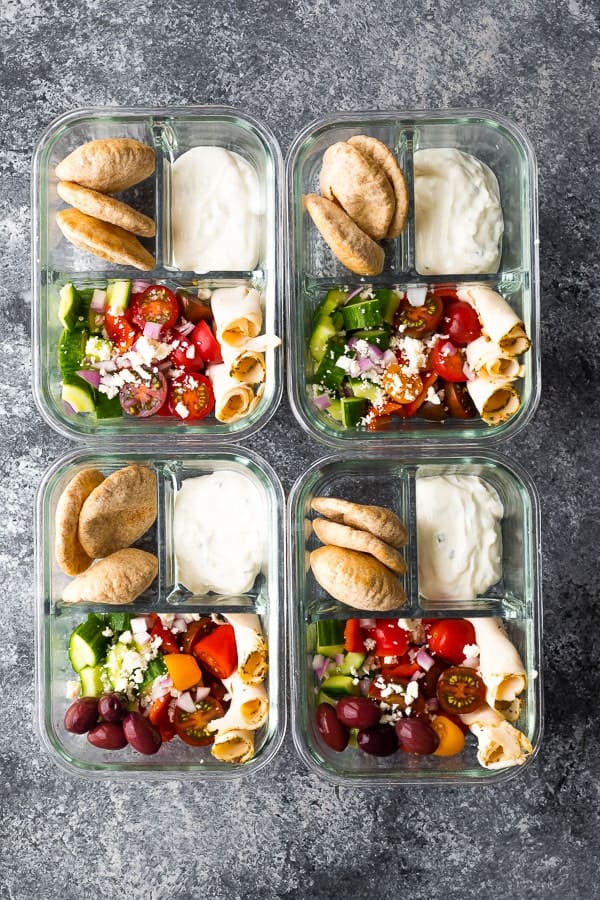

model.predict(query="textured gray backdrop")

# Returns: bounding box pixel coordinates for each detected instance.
[1,1,599,898]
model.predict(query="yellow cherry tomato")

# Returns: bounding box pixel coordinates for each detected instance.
[381,364,423,404]
[431,715,465,757]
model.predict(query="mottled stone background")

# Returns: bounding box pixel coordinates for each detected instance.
[1,1,599,898]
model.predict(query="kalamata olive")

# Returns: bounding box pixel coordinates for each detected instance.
[395,717,440,755]
[357,724,399,757]
[97,692,128,723]
[316,702,349,752]
[336,696,381,730]
[122,712,162,755]
[64,697,99,734]
[87,721,127,750]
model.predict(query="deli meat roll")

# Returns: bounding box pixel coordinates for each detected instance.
[210,285,263,347]
[457,285,531,356]
[466,617,527,707]
[460,703,532,770]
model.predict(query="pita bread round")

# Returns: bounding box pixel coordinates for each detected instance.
[57,181,155,237]
[304,194,384,276]
[310,545,406,611]
[320,141,394,240]
[311,496,408,548]
[78,465,157,559]
[312,517,407,574]
[55,468,105,575]
[55,138,155,193]
[56,208,155,270]
[62,549,158,605]
[347,135,409,238]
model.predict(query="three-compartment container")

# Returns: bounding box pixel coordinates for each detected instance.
[286,110,540,446]
[35,446,285,779]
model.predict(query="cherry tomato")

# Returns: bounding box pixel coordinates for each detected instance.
[344,619,366,654]
[381,656,421,679]
[180,618,215,654]
[148,694,175,742]
[394,293,443,338]
[176,289,213,324]
[432,339,468,382]
[130,285,179,332]
[443,381,477,419]
[105,311,139,352]
[170,336,205,372]
[442,300,482,345]
[365,620,409,656]
[173,697,224,746]
[420,659,449,699]
[119,369,167,417]
[193,624,238,679]
[397,370,439,418]
[147,614,180,654]
[168,372,215,420]
[431,715,466,756]
[426,619,476,665]
[381,364,424,404]
[436,666,486,715]
[192,320,222,365]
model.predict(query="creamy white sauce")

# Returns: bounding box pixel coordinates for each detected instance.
[171,147,261,273]
[174,470,266,595]
[416,474,503,601]
[414,148,504,275]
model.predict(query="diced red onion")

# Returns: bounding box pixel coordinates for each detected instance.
[131,616,148,634]
[313,394,331,410]
[157,675,173,692]
[143,321,163,340]
[347,335,358,350]
[335,653,344,667]
[89,359,117,371]
[76,369,101,388]
[316,659,330,681]
[367,342,385,363]
[157,359,173,372]
[358,356,374,372]
[345,286,363,303]
[63,401,76,415]
[311,654,325,672]
[132,280,151,294]
[410,670,424,681]
[172,616,187,634]
[176,691,197,713]
[406,287,427,307]
[90,289,107,312]
[382,349,397,367]
[359,618,376,629]
[175,319,195,336]
[195,686,211,701]
[416,647,435,671]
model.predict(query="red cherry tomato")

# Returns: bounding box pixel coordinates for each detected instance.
[173,697,224,746]
[180,618,215,654]
[130,285,179,332]
[426,619,476,665]
[168,372,215,420]
[147,614,180,654]
[192,320,222,365]
[147,694,175,742]
[119,369,167,417]
[365,620,410,657]
[394,293,444,338]
[344,619,366,654]
[105,311,139,352]
[381,655,421,679]
[397,370,439,418]
[170,336,205,372]
[436,666,486,715]
[443,381,477,419]
[432,339,468,382]
[442,300,482,345]
[192,624,238,679]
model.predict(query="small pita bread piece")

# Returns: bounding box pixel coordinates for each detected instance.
[57,181,155,237]
[312,518,407,575]
[55,468,106,575]
[320,141,395,240]
[55,138,155,193]
[311,496,408,548]
[310,545,407,611]
[62,548,158,605]
[56,208,155,271]
[78,464,157,559]
[303,194,384,276]
[347,135,409,238]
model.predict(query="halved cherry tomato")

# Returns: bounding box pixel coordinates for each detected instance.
[119,369,167,417]
[381,656,421,679]
[394,293,444,338]
[170,336,205,372]
[382,364,424,404]
[192,320,222,365]
[148,694,175,742]
[436,666,486,715]
[174,696,224,746]
[130,284,179,332]
[105,311,139,352]
[420,659,449,699]
[432,714,466,756]
[147,614,180,654]
[344,619,365,654]
[181,618,215,654]
[168,372,215,420]
[443,381,477,419]
[442,300,482,345]
[426,619,476,665]
[193,624,238,679]
[397,370,439,418]
[176,289,213,324]
[365,620,409,657]
[432,339,468,382]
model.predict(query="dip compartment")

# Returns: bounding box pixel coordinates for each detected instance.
[32,107,282,440]
[286,110,539,447]
[287,449,542,785]
[35,446,284,780]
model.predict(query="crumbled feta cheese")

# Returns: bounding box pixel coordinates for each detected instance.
[85,336,113,362]
[364,638,376,652]
[405,680,420,704]
[118,630,132,645]
[426,385,442,405]
[360,287,375,299]
[175,401,189,419]
[131,335,172,365]
[101,627,113,638]
[463,643,480,659]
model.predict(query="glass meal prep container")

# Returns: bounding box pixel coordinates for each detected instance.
[35,446,285,780]
[32,106,283,440]
[286,109,540,447]
[287,450,542,786]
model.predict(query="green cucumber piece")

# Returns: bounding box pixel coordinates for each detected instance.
[316,620,345,658]
[341,297,384,331]
[326,398,343,422]
[348,728,359,748]
[321,674,360,699]
[62,380,96,414]
[348,378,381,403]
[68,615,109,673]
[375,288,401,325]
[314,288,348,319]
[106,279,131,314]
[341,397,367,428]
[309,315,338,363]
[313,339,347,392]
[306,623,317,654]
[79,665,107,698]
[349,327,391,350]
[58,327,88,380]
[58,283,79,330]
[94,393,123,420]
[338,652,367,675]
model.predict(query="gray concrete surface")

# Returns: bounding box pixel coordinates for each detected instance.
[1,0,599,897]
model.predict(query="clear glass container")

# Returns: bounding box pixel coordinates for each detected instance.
[32,106,282,440]
[35,446,285,780]
[286,110,540,447]
[287,449,542,785]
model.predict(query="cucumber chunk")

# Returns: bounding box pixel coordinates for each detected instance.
[94,393,122,420]
[106,279,131,314]
[341,297,384,331]
[375,288,401,325]
[338,651,367,675]
[349,327,391,350]
[141,655,167,689]
[341,396,367,428]
[62,380,96,414]
[107,612,132,634]
[68,615,109,673]
[314,288,348,320]
[348,378,381,403]
[317,691,338,708]
[326,398,343,422]
[58,283,79,330]
[321,674,360,699]
[79,665,107,698]
[309,315,338,363]
[313,339,347,392]
[58,328,88,381]
[316,620,345,658]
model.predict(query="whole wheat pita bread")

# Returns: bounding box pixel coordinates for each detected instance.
[347,135,409,238]
[55,138,155,193]
[61,548,158,605]
[310,545,406,611]
[56,208,155,270]
[303,194,384,276]
[311,496,408,548]
[320,141,394,240]
[312,517,407,574]
[57,181,155,237]
[55,468,105,575]
[78,465,157,559]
